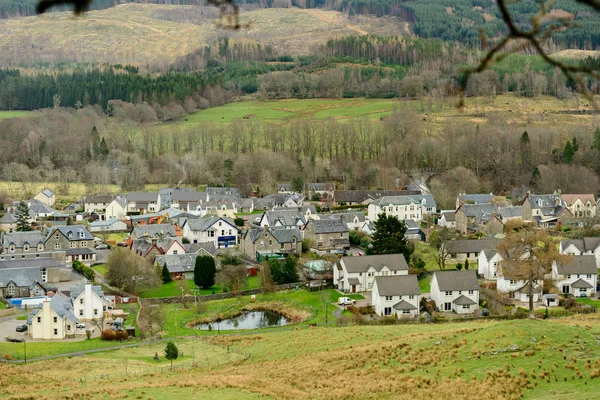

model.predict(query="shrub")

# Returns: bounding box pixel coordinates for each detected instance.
[72,261,95,281]
[233,217,244,226]
[115,329,129,341]
[101,329,116,341]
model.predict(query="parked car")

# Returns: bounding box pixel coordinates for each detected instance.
[76,322,86,329]
[95,243,109,250]
[117,242,128,247]
[338,297,355,306]
[15,324,27,332]
[333,249,348,257]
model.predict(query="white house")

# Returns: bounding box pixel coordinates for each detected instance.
[83,195,126,220]
[90,217,128,233]
[106,197,127,220]
[552,255,598,297]
[182,216,238,249]
[560,238,600,268]
[496,264,543,303]
[444,239,500,263]
[477,249,503,280]
[438,210,456,229]
[259,210,306,230]
[456,193,494,209]
[27,292,78,340]
[371,275,420,318]
[127,192,161,215]
[368,196,423,222]
[34,188,56,208]
[561,194,596,218]
[334,254,409,293]
[324,212,365,231]
[70,281,109,322]
[430,270,480,314]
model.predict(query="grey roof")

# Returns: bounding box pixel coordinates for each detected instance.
[458,194,493,205]
[527,194,564,208]
[555,255,597,275]
[374,275,420,296]
[83,194,119,204]
[245,226,301,244]
[445,239,499,254]
[571,279,593,289]
[156,254,198,274]
[334,190,421,204]
[91,217,125,227]
[452,295,477,305]
[0,267,42,287]
[498,206,522,219]
[262,210,305,227]
[70,280,105,300]
[561,238,600,253]
[2,231,45,248]
[47,225,94,241]
[277,183,293,191]
[441,211,455,222]
[433,270,480,291]
[28,199,55,215]
[185,242,217,256]
[481,249,498,260]
[41,188,54,197]
[185,217,236,232]
[393,299,417,311]
[340,254,409,274]
[371,194,436,208]
[348,277,360,285]
[206,187,239,196]
[47,292,78,324]
[457,203,498,225]
[309,220,349,234]
[131,236,182,256]
[302,205,318,215]
[66,248,96,255]
[308,182,335,191]
[132,224,177,238]
[325,212,366,223]
[0,213,16,223]
[0,258,60,270]
[171,189,207,202]
[127,192,159,202]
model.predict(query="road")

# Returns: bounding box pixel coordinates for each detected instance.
[348,246,365,256]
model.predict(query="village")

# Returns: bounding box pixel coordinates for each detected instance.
[0,181,599,344]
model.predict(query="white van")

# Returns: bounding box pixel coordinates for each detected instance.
[338,297,355,306]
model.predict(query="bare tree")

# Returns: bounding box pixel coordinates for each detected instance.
[429,228,456,270]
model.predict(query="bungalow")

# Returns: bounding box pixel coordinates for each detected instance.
[371,275,420,318]
[1,231,46,254]
[430,270,480,314]
[126,192,161,215]
[561,194,596,219]
[552,255,598,298]
[241,226,302,261]
[560,237,600,267]
[334,254,409,293]
[182,216,238,249]
[70,281,109,322]
[438,210,456,229]
[27,292,78,340]
[131,236,185,262]
[303,219,349,251]
[34,188,56,208]
[444,239,500,263]
[90,217,128,233]
[156,253,215,280]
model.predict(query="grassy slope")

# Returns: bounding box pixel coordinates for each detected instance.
[3,315,600,399]
[140,276,261,298]
[0,111,31,120]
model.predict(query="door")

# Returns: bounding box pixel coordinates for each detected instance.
[352,285,356,293]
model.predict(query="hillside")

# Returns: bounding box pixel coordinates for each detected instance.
[2,316,600,399]
[0,4,407,66]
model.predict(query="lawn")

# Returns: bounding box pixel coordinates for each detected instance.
[93,263,109,276]
[0,302,6,310]
[0,111,31,120]
[418,273,432,293]
[576,298,600,308]
[141,276,261,298]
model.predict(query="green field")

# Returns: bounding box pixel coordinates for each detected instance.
[0,302,6,310]
[0,111,31,120]
[141,276,261,298]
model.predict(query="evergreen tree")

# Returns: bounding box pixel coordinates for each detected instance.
[572,137,579,151]
[282,255,299,283]
[161,263,172,284]
[194,256,216,288]
[520,131,531,172]
[530,167,541,187]
[369,213,413,261]
[562,141,575,164]
[464,259,469,270]
[164,341,179,370]
[15,201,31,232]
[268,259,284,284]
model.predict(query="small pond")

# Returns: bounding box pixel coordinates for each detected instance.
[195,310,289,331]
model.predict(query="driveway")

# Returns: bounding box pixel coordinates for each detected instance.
[355,291,371,307]
[0,314,28,340]
[348,246,365,256]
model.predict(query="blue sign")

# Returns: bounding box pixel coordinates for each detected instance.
[218,236,237,242]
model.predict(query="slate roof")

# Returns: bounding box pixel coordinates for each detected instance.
[0,258,60,270]
[301,205,318,215]
[277,183,293,191]
[458,194,494,205]
[32,292,78,325]
[66,248,96,255]
[571,278,593,289]
[185,217,236,232]
[441,211,456,222]
[334,190,421,204]
[374,275,420,296]
[127,192,159,202]
[185,242,217,256]
[309,220,349,234]
[457,203,498,225]
[47,225,94,241]
[371,194,436,208]
[132,224,177,238]
[262,210,305,227]
[498,206,522,219]
[28,199,55,215]
[555,255,597,275]
[70,280,105,300]
[0,213,16,224]
[445,239,500,254]
[393,300,417,310]
[560,238,600,253]
[206,187,239,196]
[308,183,335,191]
[0,267,42,287]
[325,212,366,223]
[2,231,45,248]
[433,270,480,291]
[171,190,207,202]
[340,254,409,274]
[83,194,118,204]
[452,295,477,305]
[91,217,125,228]
[156,254,198,274]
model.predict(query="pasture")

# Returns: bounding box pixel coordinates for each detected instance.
[0,111,31,120]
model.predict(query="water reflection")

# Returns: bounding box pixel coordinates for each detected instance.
[196,310,289,330]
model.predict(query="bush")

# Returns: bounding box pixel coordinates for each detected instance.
[233,217,245,227]
[101,329,116,341]
[72,261,95,281]
[115,329,129,341]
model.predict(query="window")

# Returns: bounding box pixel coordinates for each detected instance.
[402,310,411,314]
[79,310,83,316]
[468,290,474,295]
[368,282,372,289]
[393,271,397,274]
[409,295,415,300]
[221,230,225,236]
[80,299,83,304]
[70,242,76,248]
[23,244,29,252]
[67,325,71,331]
[55,243,61,249]
[340,233,343,238]
[444,302,452,311]
[54,328,58,335]
[219,222,222,227]
[94,309,98,315]
[81,241,87,247]
[382,271,388,276]
[368,272,374,277]
[269,240,273,246]
[466,253,471,258]
[53,317,57,323]
[173,250,178,255]
[359,273,362,276]
[458,291,462,295]
[509,279,516,285]
[587,274,592,279]
[384,307,392,316]
[385,296,393,301]
[462,305,470,309]
[37,317,41,323]
[567,275,571,279]
[562,285,570,294]
[445,291,452,296]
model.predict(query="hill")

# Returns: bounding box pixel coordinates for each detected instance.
[2,316,600,399]
[0,4,407,67]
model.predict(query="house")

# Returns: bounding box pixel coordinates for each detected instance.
[455,203,503,235]
[44,226,96,265]
[90,217,128,233]
[301,205,319,221]
[205,187,239,201]
[0,258,69,284]
[83,194,125,219]
[456,193,494,209]
[241,226,302,261]
[430,270,480,314]
[303,219,349,251]
[277,184,296,195]
[126,192,161,215]
[444,239,499,263]
[405,178,429,194]
[34,188,56,207]
[438,210,456,229]
[105,197,127,220]
[367,194,437,222]
[560,237,600,266]
[161,188,199,208]
[521,193,571,228]
[156,253,213,280]
[371,275,420,318]
[323,212,365,231]
[334,254,409,293]
[131,236,185,262]
[1,231,46,254]
[70,281,109,322]
[0,267,47,298]
[552,255,598,298]
[7,199,56,220]
[497,206,522,224]
[561,194,596,218]
[182,216,238,249]
[259,210,306,230]
[333,190,421,206]
[496,263,543,303]
[0,213,17,232]
[27,292,78,340]
[307,182,335,201]
[405,219,426,242]
[130,224,177,241]
[184,242,217,257]
[477,249,503,280]
[170,190,207,211]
